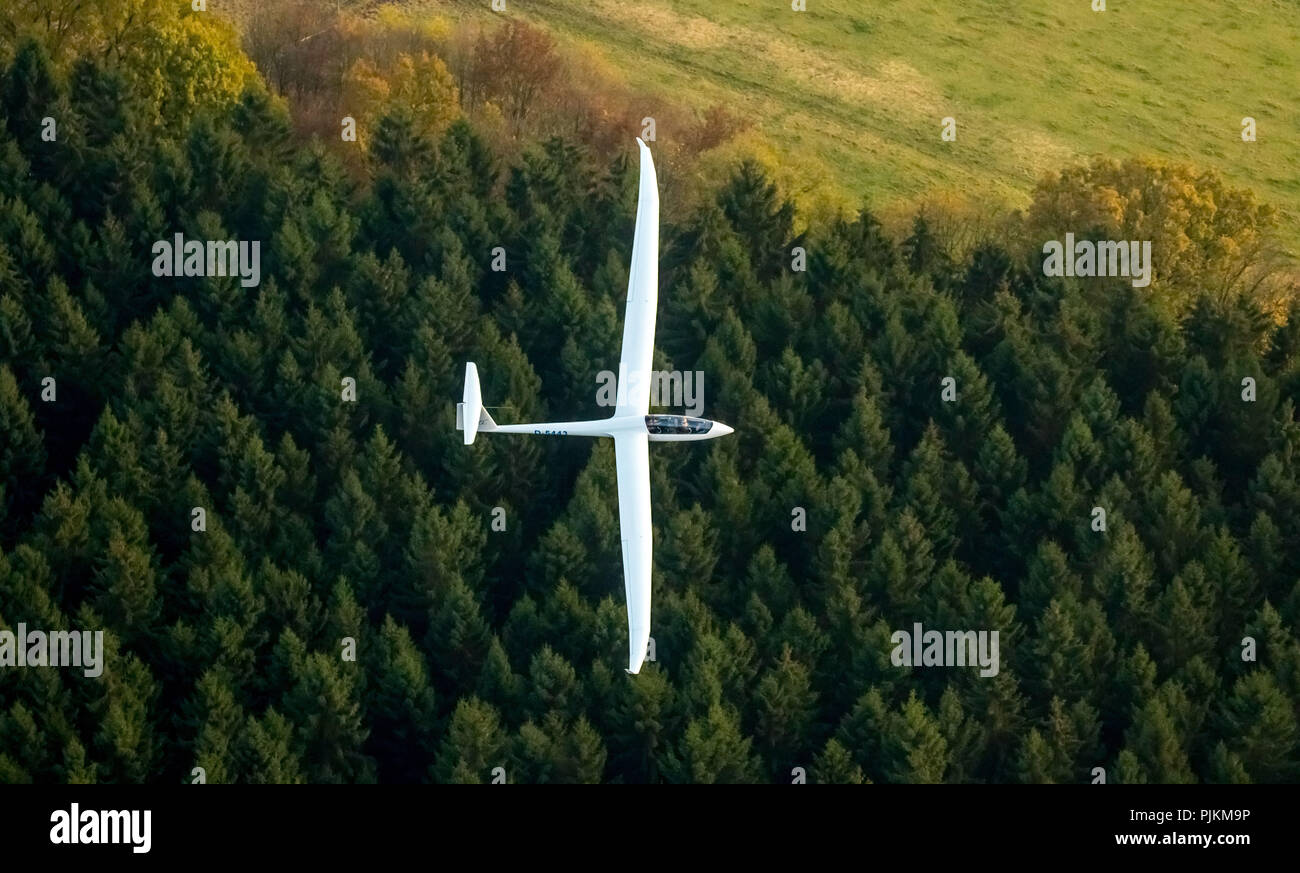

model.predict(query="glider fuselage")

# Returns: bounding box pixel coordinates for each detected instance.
[486,413,733,442]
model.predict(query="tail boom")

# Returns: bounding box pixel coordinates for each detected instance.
[456,362,623,441]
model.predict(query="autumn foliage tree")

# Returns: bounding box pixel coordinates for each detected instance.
[1022,157,1295,316]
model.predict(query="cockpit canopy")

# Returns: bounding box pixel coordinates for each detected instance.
[645,414,713,435]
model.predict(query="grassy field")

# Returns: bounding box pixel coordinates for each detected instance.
[414,0,1300,250]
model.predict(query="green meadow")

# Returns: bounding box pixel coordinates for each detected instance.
[437,0,1300,249]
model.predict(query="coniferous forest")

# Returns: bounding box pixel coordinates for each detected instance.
[1,2,1299,785]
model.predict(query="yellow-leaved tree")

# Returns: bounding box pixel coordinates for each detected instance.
[119,4,255,125]
[1,0,255,125]
[342,51,459,152]
[1022,157,1294,317]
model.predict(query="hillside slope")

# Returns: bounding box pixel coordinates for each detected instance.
[405,0,1300,249]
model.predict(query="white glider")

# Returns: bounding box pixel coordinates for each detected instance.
[456,138,734,674]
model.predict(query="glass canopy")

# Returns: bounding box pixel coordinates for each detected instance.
[645,414,713,435]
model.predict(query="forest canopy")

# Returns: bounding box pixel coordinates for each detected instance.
[0,2,1298,784]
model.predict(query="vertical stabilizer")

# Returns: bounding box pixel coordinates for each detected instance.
[462,362,482,445]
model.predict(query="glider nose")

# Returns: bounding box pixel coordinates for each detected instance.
[713,422,734,437]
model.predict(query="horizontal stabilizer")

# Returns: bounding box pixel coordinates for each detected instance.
[456,363,497,444]
[456,402,498,434]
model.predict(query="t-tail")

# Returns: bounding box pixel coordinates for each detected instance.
[456,361,616,439]
[456,362,498,444]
